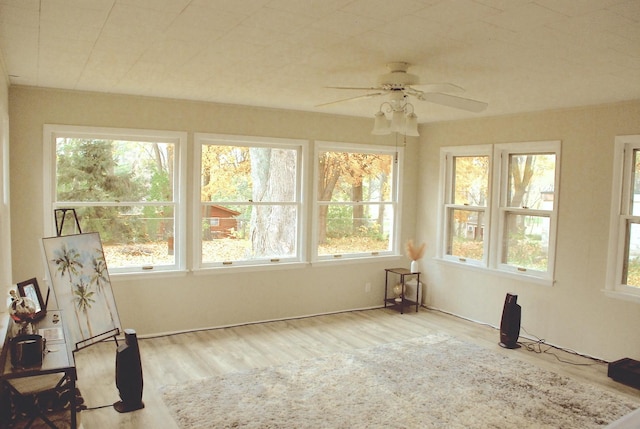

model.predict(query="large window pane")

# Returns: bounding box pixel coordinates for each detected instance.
[315,147,396,259]
[446,208,485,261]
[317,204,392,256]
[201,145,297,202]
[318,151,393,203]
[56,138,174,202]
[68,205,176,268]
[199,138,301,266]
[503,213,550,271]
[52,128,180,273]
[453,155,489,206]
[200,204,297,263]
[507,153,556,209]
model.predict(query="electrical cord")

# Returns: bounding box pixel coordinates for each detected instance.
[519,325,606,366]
[426,306,607,367]
[84,404,113,411]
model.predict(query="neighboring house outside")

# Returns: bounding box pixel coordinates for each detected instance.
[205,205,241,238]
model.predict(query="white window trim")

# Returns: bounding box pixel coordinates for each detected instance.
[312,141,402,263]
[438,144,493,268]
[438,141,561,284]
[605,135,640,303]
[193,133,307,271]
[43,124,187,275]
[491,141,561,281]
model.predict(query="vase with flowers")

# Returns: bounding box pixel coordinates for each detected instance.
[406,239,426,273]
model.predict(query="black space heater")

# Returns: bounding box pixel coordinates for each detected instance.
[499,293,521,349]
[113,329,145,413]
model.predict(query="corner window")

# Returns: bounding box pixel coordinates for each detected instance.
[313,142,400,261]
[439,141,560,281]
[44,125,187,274]
[195,134,305,268]
[606,135,640,301]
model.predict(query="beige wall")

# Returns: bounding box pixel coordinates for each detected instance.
[10,85,640,361]
[8,86,418,335]
[418,100,640,361]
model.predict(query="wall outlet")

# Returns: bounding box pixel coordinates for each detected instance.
[365,282,371,293]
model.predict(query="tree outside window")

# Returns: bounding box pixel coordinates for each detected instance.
[47,125,185,273]
[446,154,490,262]
[439,141,560,281]
[197,135,303,266]
[315,145,398,259]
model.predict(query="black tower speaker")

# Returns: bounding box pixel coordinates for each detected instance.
[499,293,521,349]
[113,329,145,413]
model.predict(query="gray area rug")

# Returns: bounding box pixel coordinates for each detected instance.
[160,333,639,428]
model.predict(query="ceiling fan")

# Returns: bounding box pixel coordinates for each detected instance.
[318,62,488,113]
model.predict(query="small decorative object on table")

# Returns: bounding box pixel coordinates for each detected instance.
[8,289,38,337]
[393,283,404,302]
[406,239,426,273]
[8,289,46,368]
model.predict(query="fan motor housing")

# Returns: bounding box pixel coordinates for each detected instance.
[377,62,419,88]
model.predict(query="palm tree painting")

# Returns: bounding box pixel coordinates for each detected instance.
[43,232,121,350]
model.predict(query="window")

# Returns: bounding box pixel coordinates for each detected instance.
[439,141,560,281]
[493,142,560,277]
[44,125,187,274]
[606,135,640,301]
[313,142,400,260]
[441,145,492,265]
[195,134,304,268]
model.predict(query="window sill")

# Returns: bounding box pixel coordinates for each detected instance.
[193,261,308,275]
[110,269,188,282]
[311,254,401,267]
[602,289,640,304]
[434,258,554,287]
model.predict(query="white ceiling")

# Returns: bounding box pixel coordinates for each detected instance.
[1,0,639,123]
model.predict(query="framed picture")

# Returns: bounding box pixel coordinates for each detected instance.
[42,232,121,351]
[17,277,47,321]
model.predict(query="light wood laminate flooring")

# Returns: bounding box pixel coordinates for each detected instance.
[74,308,639,428]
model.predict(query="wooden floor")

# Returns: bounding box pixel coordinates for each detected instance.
[73,307,639,428]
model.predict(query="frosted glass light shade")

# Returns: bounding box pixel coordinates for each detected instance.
[405,112,419,136]
[391,110,404,132]
[372,111,390,135]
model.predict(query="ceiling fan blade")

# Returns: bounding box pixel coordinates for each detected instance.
[417,92,488,112]
[410,83,465,93]
[315,92,384,107]
[325,86,384,91]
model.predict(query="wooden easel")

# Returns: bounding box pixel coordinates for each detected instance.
[54,208,82,237]
[50,208,120,351]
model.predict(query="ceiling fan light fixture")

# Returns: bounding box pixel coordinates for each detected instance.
[372,111,391,135]
[405,112,419,136]
[390,109,405,132]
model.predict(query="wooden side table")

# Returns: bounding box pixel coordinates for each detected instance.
[384,267,421,314]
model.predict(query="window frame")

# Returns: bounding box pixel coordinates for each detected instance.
[438,141,561,283]
[606,135,640,302]
[438,144,493,267]
[43,124,188,275]
[312,141,402,262]
[193,133,306,270]
[491,141,561,279]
